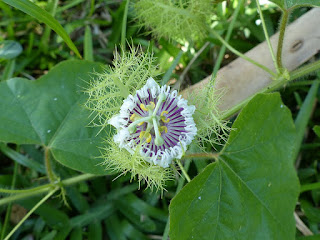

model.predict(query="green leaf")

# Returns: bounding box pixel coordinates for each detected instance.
[42,230,57,240]
[300,200,320,223]
[105,214,127,240]
[88,221,102,240]
[18,197,70,230]
[70,202,115,228]
[70,227,82,240]
[122,219,150,240]
[297,235,320,240]
[313,125,320,138]
[116,197,157,232]
[0,40,22,60]
[170,93,300,240]
[2,0,81,59]
[117,193,167,222]
[269,0,320,10]
[0,60,111,175]
[66,186,89,213]
[0,143,46,174]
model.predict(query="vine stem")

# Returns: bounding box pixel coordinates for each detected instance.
[211,0,244,82]
[0,173,96,206]
[255,0,279,73]
[290,59,320,80]
[0,184,54,194]
[176,159,191,183]
[276,10,289,70]
[220,59,320,119]
[211,30,276,77]
[3,188,58,240]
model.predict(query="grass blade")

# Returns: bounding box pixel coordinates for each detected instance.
[84,26,94,61]
[161,50,183,86]
[293,80,320,161]
[0,143,46,174]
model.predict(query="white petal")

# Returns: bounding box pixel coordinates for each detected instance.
[108,114,121,128]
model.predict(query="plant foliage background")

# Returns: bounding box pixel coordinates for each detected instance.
[0,0,319,240]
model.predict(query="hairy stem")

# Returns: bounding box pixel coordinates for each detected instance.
[4,188,58,240]
[221,60,320,119]
[0,184,54,194]
[0,173,96,207]
[290,59,320,80]
[45,147,55,183]
[61,173,96,185]
[255,0,278,72]
[277,10,289,70]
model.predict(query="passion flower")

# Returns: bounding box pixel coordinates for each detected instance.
[109,77,197,168]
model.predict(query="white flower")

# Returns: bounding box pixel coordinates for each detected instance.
[109,77,197,168]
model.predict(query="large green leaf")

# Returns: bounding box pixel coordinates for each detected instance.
[0,60,111,175]
[269,0,320,10]
[170,93,299,240]
[2,0,81,58]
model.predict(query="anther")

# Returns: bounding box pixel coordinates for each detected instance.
[130,113,136,121]
[141,102,155,112]
[161,111,168,116]
[140,104,148,111]
[161,117,170,123]
[139,131,152,143]
[160,126,168,134]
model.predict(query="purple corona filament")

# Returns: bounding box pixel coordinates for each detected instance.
[109,78,197,168]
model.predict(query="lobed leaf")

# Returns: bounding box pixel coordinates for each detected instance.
[0,60,111,175]
[170,93,300,240]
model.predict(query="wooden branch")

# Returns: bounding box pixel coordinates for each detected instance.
[182,8,320,112]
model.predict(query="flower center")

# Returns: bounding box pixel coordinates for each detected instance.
[127,93,170,146]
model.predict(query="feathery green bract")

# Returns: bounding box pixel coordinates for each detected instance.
[188,84,230,149]
[85,45,158,129]
[133,0,214,41]
[102,139,174,192]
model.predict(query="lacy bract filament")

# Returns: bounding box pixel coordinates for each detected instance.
[109,78,197,168]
